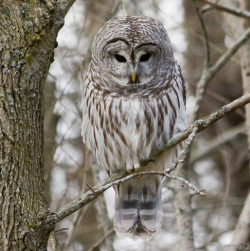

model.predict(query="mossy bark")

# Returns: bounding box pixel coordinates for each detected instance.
[0,1,74,250]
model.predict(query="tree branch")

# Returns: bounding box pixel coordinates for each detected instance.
[164,127,198,174]
[192,26,250,121]
[178,3,211,248]
[56,0,75,16]
[190,123,246,163]
[198,0,250,19]
[50,169,205,225]
[45,94,250,225]
[159,94,250,156]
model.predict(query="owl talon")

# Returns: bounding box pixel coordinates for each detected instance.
[126,163,140,173]
[134,163,140,170]
[141,158,157,166]
[127,168,134,173]
[153,159,158,164]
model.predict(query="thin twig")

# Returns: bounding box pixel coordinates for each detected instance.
[199,0,250,19]
[192,27,250,121]
[165,127,198,174]
[48,232,57,251]
[164,173,205,196]
[157,94,250,159]
[188,82,245,118]
[86,183,95,192]
[54,228,69,233]
[179,5,209,247]
[193,0,211,67]
[190,123,246,163]
[51,169,204,225]
[45,94,250,225]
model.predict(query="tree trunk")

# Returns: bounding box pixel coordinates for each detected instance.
[0,1,74,250]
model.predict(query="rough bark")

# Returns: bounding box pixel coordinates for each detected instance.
[0,1,74,250]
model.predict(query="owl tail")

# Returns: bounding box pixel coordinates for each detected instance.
[114,175,162,239]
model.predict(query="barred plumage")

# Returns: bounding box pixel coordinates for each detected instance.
[82,16,187,238]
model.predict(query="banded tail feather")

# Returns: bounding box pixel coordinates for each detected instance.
[114,175,162,239]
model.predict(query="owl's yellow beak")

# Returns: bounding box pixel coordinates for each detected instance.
[131,73,136,83]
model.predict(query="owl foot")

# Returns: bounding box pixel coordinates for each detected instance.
[126,162,140,173]
[140,158,158,166]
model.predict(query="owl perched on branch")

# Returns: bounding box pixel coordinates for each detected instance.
[82,16,187,238]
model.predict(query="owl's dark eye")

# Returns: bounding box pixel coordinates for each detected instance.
[140,53,151,62]
[114,54,126,63]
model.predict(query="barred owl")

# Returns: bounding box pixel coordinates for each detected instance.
[82,16,187,238]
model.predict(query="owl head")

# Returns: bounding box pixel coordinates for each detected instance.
[91,16,175,94]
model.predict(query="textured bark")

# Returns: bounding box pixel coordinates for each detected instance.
[0,1,74,250]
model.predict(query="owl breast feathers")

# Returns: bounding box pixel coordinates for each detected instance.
[81,16,187,239]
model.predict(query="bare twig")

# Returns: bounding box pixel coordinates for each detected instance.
[54,228,69,233]
[50,170,205,225]
[192,27,250,121]
[165,127,198,174]
[45,94,250,225]
[155,4,240,66]
[177,3,211,247]
[164,173,205,196]
[190,124,246,163]
[188,82,245,118]
[199,0,250,19]
[175,3,221,247]
[48,232,57,251]
[159,94,250,156]
[86,183,95,192]
[170,127,199,251]
[193,0,211,67]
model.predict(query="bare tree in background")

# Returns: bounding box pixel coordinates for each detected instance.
[0,0,249,250]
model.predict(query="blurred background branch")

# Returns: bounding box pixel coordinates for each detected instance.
[45,1,250,250]
[199,0,250,19]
